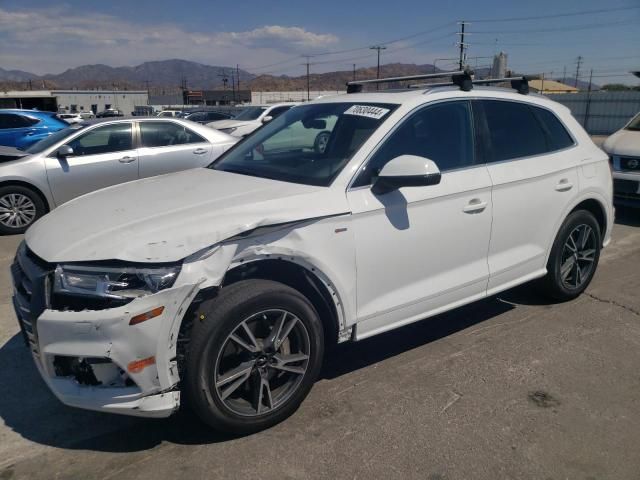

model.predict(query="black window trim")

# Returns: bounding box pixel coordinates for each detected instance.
[347,98,480,190]
[471,98,578,166]
[136,119,207,149]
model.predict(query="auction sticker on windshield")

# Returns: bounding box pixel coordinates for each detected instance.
[343,105,390,120]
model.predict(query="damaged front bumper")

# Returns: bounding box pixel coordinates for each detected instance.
[12,248,200,418]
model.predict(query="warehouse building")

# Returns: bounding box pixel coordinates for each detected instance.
[0,89,149,116]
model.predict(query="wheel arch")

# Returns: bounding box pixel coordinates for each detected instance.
[568,197,608,244]
[0,180,51,213]
[222,258,344,347]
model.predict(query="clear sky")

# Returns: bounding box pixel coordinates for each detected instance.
[1,0,638,85]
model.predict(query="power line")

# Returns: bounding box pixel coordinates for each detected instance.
[468,5,640,22]
[471,19,636,35]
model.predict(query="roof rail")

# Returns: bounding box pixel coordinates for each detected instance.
[410,75,540,95]
[346,68,474,93]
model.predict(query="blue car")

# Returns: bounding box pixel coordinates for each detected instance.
[0,109,68,150]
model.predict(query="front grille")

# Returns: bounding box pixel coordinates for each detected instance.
[620,157,640,172]
[11,245,55,356]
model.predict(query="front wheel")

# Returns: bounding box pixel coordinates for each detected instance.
[185,279,324,434]
[540,210,601,301]
[0,186,46,235]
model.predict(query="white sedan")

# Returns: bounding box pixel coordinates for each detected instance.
[207,103,297,138]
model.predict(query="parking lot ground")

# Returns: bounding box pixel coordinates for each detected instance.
[0,208,639,480]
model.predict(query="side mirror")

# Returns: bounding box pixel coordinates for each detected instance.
[261,115,274,124]
[56,145,74,158]
[372,155,441,195]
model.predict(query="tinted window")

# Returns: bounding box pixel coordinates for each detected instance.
[186,112,206,122]
[479,100,548,162]
[530,107,574,150]
[139,121,205,148]
[67,123,132,156]
[0,114,39,129]
[206,112,229,121]
[353,101,475,187]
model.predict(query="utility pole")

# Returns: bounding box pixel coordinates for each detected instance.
[231,72,236,104]
[353,64,356,81]
[584,68,594,131]
[370,45,387,90]
[562,66,567,85]
[457,21,470,70]
[302,55,313,101]
[218,69,229,90]
[574,56,583,88]
[236,64,241,96]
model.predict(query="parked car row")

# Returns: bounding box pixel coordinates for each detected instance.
[0,117,236,233]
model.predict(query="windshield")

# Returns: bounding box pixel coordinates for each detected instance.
[211,102,397,186]
[626,112,640,131]
[23,125,85,154]
[233,106,267,121]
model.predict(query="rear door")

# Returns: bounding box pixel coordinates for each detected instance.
[473,99,579,293]
[44,122,138,205]
[0,113,39,147]
[137,120,217,177]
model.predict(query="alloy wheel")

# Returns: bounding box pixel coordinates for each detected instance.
[0,193,37,229]
[560,223,597,289]
[214,309,311,417]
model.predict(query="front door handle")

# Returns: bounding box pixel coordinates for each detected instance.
[119,156,136,163]
[193,148,208,155]
[555,179,573,192]
[463,198,488,214]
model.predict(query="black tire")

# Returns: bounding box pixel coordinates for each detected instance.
[185,279,324,434]
[0,185,47,235]
[540,210,601,301]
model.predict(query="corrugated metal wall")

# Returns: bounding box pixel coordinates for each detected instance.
[546,91,640,135]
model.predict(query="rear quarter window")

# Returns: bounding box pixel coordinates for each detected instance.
[530,106,575,151]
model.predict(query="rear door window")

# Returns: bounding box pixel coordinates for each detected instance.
[139,121,206,148]
[0,114,39,129]
[476,100,549,162]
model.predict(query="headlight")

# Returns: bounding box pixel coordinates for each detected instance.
[219,127,237,134]
[53,264,180,300]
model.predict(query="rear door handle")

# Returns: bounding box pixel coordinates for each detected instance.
[119,156,136,163]
[555,179,573,192]
[463,198,488,214]
[193,148,208,155]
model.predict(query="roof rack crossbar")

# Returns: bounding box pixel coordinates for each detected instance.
[409,75,540,95]
[346,69,470,93]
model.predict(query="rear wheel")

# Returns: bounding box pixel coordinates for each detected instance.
[540,210,601,301]
[185,279,324,434]
[0,186,46,235]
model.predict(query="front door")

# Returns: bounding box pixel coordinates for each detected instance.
[137,121,215,178]
[347,100,493,339]
[44,122,138,205]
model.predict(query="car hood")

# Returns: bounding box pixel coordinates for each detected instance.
[0,145,29,162]
[602,129,640,157]
[26,168,349,263]
[207,119,254,129]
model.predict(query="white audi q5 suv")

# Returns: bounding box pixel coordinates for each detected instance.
[12,72,613,434]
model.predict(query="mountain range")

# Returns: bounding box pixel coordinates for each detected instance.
[0,59,597,92]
